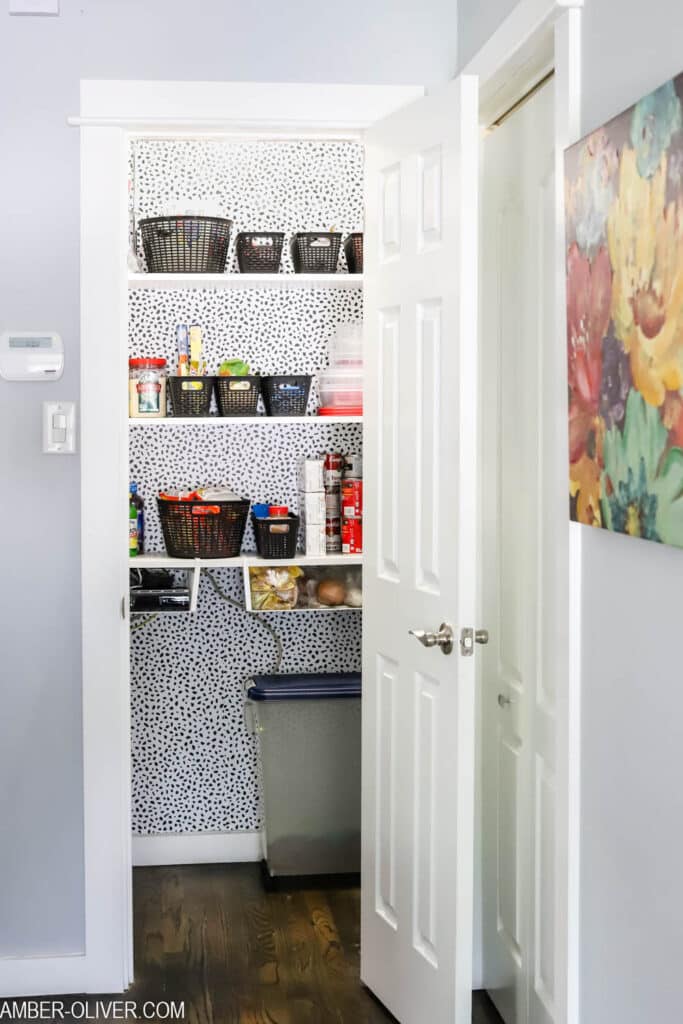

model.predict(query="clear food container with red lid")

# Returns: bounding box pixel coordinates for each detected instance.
[129,358,167,418]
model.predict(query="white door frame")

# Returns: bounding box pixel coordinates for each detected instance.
[464,2,582,1023]
[0,82,422,1001]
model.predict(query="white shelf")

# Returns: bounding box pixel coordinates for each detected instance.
[129,415,363,426]
[128,272,363,291]
[135,552,363,569]
[247,605,362,614]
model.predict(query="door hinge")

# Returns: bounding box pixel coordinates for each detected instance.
[459,627,489,656]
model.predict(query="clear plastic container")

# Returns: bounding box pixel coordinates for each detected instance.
[128,358,167,418]
[330,324,363,366]
[318,366,363,408]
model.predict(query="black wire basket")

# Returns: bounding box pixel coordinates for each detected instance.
[167,376,216,417]
[261,375,312,417]
[215,375,261,416]
[158,497,250,559]
[344,233,364,274]
[290,232,342,273]
[139,216,232,274]
[236,232,285,273]
[252,513,300,559]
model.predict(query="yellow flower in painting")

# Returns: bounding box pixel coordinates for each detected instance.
[570,451,603,527]
[608,146,683,406]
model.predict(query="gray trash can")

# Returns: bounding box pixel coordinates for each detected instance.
[246,672,361,878]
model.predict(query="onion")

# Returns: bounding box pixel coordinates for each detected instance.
[317,578,346,606]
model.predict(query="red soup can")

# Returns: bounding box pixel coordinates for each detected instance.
[324,452,344,488]
[341,479,363,518]
[342,516,363,554]
[325,516,341,553]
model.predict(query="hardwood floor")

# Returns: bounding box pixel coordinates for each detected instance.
[51,864,503,1023]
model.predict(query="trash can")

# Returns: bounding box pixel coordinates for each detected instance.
[246,671,362,878]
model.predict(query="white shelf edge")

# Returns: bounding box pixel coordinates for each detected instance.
[134,552,363,569]
[128,415,363,426]
[128,272,363,291]
[247,606,362,613]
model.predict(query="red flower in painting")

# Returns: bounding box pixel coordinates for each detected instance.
[567,242,612,461]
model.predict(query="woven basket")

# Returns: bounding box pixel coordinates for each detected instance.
[290,232,342,274]
[215,375,261,416]
[139,216,232,273]
[158,497,250,559]
[236,232,284,273]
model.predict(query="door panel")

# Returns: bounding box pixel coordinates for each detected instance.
[480,80,557,1024]
[362,75,479,1024]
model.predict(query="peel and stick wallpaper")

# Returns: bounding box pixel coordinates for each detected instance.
[566,74,683,546]
[129,139,363,835]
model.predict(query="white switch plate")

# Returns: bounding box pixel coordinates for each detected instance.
[9,0,59,14]
[43,400,76,454]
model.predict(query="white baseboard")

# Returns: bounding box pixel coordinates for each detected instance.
[0,954,87,998]
[132,830,262,866]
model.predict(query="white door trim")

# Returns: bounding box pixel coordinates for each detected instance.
[33,80,423,1003]
[132,831,262,867]
[465,3,582,1023]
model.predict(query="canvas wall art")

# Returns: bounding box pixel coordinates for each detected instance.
[565,74,683,546]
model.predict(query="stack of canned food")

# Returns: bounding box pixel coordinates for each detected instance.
[298,452,363,556]
[340,454,362,555]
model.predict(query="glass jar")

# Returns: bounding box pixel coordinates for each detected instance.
[129,358,167,418]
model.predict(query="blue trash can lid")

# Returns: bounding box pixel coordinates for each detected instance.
[247,671,361,701]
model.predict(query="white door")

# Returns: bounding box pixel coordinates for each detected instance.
[480,80,557,1024]
[361,76,480,1024]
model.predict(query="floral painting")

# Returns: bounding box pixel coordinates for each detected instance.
[566,75,683,546]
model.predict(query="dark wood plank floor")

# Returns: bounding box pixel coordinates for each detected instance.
[43,864,504,1023]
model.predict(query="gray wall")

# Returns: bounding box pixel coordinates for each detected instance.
[459,2,683,1022]
[458,0,516,69]
[576,5,683,1020]
[0,0,458,960]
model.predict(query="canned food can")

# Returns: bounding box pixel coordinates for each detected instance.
[343,453,363,479]
[342,516,363,554]
[341,479,363,518]
[325,515,341,553]
[325,488,341,516]
[323,452,344,488]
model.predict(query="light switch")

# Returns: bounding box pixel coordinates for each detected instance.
[43,401,76,454]
[9,0,59,13]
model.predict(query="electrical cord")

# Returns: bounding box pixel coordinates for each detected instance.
[130,611,159,631]
[127,570,283,674]
[205,570,283,673]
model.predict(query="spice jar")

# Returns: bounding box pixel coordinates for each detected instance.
[129,358,167,418]
[268,505,290,533]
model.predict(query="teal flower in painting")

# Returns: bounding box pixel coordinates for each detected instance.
[630,79,682,179]
[602,390,683,545]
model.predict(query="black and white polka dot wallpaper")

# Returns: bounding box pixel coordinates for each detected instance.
[129,140,363,836]
[128,286,363,414]
[131,138,364,274]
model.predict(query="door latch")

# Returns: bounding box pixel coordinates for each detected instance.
[408,623,454,655]
[459,627,489,657]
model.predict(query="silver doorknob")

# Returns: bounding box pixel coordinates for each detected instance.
[409,622,454,655]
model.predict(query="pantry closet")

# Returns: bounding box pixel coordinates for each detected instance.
[127,136,365,843]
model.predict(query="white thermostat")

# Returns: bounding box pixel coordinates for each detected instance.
[0,331,64,381]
